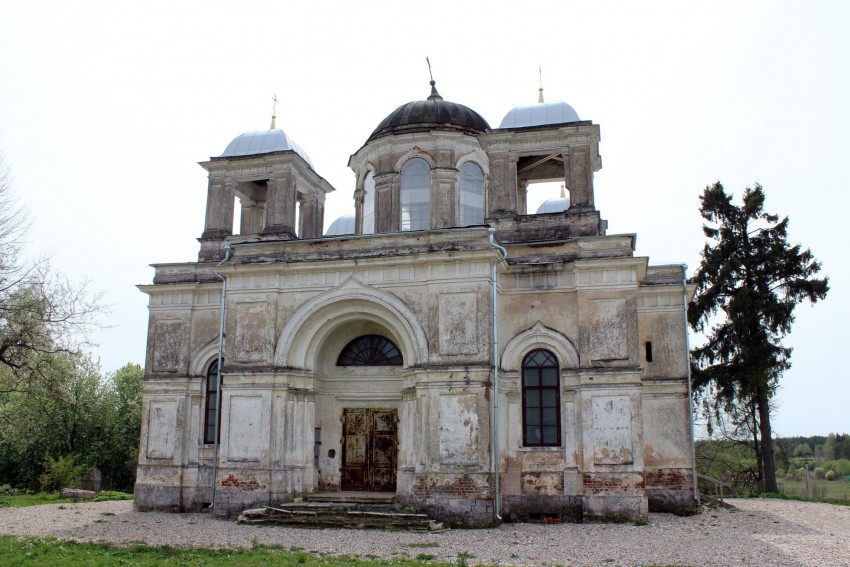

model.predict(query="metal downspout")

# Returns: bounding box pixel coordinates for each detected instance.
[683,268,699,505]
[488,228,507,521]
[209,246,232,511]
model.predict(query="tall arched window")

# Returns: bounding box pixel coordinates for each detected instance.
[400,158,430,231]
[522,349,560,447]
[362,172,376,234]
[337,335,403,366]
[203,359,222,445]
[458,162,484,226]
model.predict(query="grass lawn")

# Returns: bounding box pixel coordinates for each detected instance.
[0,491,133,509]
[0,536,461,566]
[777,478,850,501]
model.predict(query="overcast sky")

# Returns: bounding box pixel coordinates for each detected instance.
[1,1,847,436]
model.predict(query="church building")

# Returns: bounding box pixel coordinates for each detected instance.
[135,79,698,526]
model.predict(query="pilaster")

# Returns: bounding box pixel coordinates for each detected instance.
[264,172,297,238]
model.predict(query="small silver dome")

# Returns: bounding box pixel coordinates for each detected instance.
[536,196,571,214]
[498,101,580,129]
[221,129,314,167]
[325,213,356,236]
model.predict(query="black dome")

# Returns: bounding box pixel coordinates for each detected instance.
[367,87,490,143]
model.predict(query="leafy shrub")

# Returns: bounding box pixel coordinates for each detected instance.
[825,470,837,481]
[814,467,826,479]
[0,484,28,496]
[38,455,90,493]
[822,459,850,476]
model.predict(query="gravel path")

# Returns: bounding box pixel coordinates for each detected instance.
[1,499,848,566]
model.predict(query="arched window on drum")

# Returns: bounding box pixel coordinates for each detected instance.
[400,158,430,231]
[362,171,376,234]
[458,162,484,226]
[521,349,560,447]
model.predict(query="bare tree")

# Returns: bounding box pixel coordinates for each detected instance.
[0,154,104,398]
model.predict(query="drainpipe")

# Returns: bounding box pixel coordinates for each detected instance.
[682,266,699,505]
[487,228,507,521]
[209,245,232,511]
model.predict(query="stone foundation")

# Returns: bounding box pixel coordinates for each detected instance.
[582,495,649,522]
[645,468,698,515]
[400,494,496,528]
[402,472,497,527]
[647,489,698,515]
[502,494,583,522]
[134,485,183,512]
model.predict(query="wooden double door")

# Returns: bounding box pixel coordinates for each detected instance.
[341,408,398,492]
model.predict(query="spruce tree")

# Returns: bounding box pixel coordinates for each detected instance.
[688,183,829,493]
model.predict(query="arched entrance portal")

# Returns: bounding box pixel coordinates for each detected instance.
[274,280,426,494]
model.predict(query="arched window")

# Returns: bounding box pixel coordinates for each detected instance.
[400,158,430,231]
[522,349,560,447]
[203,359,222,445]
[337,335,403,366]
[458,162,484,226]
[362,172,376,234]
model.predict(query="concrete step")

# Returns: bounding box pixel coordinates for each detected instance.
[237,495,447,532]
[301,491,396,504]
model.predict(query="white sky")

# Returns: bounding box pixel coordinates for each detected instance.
[0,1,847,437]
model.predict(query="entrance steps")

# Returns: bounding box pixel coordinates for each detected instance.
[237,492,447,532]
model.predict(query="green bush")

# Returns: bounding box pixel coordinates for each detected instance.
[0,484,28,496]
[814,467,826,479]
[822,459,850,476]
[38,455,90,493]
[825,470,837,481]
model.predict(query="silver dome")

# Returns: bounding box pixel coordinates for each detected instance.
[536,196,571,214]
[221,129,314,167]
[324,213,356,236]
[498,101,580,129]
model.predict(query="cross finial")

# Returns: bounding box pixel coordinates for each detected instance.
[270,94,278,129]
[538,65,544,104]
[426,57,442,101]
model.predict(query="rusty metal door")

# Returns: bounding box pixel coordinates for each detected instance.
[341,408,397,492]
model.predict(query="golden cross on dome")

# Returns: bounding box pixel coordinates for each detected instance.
[270,94,278,129]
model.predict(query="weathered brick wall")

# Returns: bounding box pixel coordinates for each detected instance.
[645,468,692,490]
[644,467,698,515]
[583,472,645,495]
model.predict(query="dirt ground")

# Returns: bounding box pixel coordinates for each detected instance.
[1,498,848,566]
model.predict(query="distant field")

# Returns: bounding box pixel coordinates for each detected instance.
[778,478,850,501]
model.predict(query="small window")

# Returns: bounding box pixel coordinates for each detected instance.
[204,360,222,445]
[337,335,403,366]
[645,341,653,363]
[458,162,484,225]
[400,158,430,231]
[362,172,376,234]
[522,349,561,447]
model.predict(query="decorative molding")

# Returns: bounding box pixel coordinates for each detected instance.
[189,340,220,377]
[274,276,429,370]
[501,321,580,371]
[394,147,437,171]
